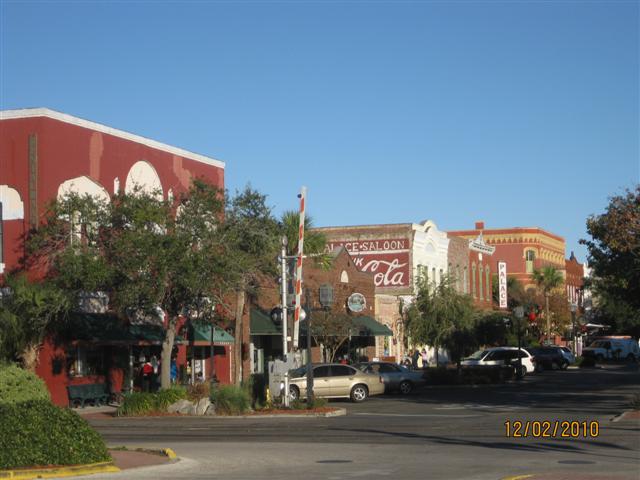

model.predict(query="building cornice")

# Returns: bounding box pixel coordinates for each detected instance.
[0,108,225,169]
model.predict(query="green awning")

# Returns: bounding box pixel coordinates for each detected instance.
[189,324,234,344]
[250,308,282,336]
[351,316,393,337]
[65,313,183,345]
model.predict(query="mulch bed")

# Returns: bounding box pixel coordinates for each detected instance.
[109,449,172,470]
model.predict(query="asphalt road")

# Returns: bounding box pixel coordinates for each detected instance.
[85,364,640,480]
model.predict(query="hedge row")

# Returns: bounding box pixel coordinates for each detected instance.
[0,400,111,469]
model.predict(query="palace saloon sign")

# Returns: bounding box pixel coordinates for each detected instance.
[327,238,410,288]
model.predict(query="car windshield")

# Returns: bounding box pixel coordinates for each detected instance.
[466,350,488,360]
[289,366,308,378]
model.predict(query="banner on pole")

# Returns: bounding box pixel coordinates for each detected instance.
[498,261,508,309]
[293,186,306,349]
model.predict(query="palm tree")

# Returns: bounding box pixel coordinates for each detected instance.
[531,266,564,344]
[280,211,329,263]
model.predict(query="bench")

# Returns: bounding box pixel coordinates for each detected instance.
[67,383,110,408]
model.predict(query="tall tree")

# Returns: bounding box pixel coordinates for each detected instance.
[580,185,640,336]
[531,266,564,344]
[224,186,280,384]
[24,180,232,389]
[406,275,475,366]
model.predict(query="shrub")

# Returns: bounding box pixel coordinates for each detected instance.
[0,400,111,469]
[0,363,50,404]
[186,382,210,401]
[210,384,251,415]
[116,392,156,416]
[154,386,187,411]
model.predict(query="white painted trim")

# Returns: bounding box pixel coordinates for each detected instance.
[0,108,225,169]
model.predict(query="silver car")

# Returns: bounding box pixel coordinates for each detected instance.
[288,364,385,402]
[356,362,426,394]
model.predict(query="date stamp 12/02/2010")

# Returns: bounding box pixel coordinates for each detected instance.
[504,420,600,438]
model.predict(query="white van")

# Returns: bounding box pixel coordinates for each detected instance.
[582,337,640,362]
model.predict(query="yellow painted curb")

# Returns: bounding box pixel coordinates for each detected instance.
[0,461,119,479]
[162,448,177,460]
[501,475,534,480]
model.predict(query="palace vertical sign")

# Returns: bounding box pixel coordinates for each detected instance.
[326,238,410,288]
[498,261,508,309]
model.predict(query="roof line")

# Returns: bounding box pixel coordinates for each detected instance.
[0,108,225,169]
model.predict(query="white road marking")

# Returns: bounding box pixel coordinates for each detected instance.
[354,413,481,418]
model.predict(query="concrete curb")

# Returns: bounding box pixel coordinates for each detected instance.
[610,410,638,423]
[0,461,119,479]
[208,407,347,418]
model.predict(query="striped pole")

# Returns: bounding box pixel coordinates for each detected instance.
[293,186,307,349]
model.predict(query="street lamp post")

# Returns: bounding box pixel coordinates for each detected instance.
[570,302,577,356]
[514,306,524,378]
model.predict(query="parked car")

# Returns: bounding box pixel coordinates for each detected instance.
[461,347,535,377]
[559,346,576,365]
[355,362,426,394]
[582,338,640,362]
[288,363,385,403]
[525,347,569,371]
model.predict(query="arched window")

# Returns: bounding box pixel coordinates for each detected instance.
[125,161,163,198]
[525,250,536,273]
[478,264,484,300]
[486,267,491,301]
[463,266,468,294]
[472,263,477,298]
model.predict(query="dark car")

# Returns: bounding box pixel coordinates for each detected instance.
[355,362,426,394]
[526,347,569,371]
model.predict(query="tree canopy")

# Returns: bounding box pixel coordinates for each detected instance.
[581,185,640,336]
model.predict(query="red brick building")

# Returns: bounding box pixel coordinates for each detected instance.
[448,221,566,290]
[0,108,231,405]
[565,252,584,309]
[248,247,391,375]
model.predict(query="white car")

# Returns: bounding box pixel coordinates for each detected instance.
[462,347,536,377]
[582,338,640,362]
[559,346,576,365]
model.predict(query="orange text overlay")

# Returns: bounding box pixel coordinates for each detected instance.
[504,420,600,438]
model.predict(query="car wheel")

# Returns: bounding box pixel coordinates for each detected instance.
[399,381,413,395]
[350,384,369,403]
[560,360,569,370]
[519,366,527,378]
[626,354,636,363]
[289,385,300,401]
[596,354,604,363]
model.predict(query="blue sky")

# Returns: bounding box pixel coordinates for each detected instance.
[1,1,638,262]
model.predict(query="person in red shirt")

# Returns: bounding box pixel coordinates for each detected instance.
[142,359,153,392]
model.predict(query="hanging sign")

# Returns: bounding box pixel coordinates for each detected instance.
[498,261,508,309]
[347,293,366,313]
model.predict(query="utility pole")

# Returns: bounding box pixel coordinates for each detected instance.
[281,235,288,362]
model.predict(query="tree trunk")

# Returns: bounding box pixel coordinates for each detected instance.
[21,342,40,372]
[234,289,245,386]
[545,292,551,345]
[435,343,439,367]
[160,320,176,390]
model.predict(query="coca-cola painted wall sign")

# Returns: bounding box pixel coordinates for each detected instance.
[327,239,410,288]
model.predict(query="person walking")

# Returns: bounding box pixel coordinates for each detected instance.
[411,349,420,369]
[421,349,429,369]
[141,358,153,392]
